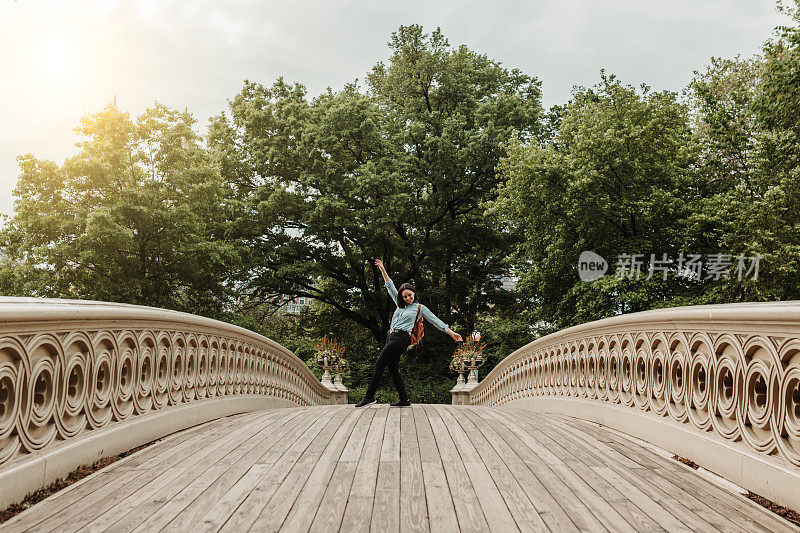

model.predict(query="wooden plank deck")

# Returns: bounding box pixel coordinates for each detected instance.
[2,405,797,532]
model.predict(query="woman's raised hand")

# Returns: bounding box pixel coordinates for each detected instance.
[449,330,463,342]
[374,259,390,282]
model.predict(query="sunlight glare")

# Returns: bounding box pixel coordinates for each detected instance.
[29,32,86,89]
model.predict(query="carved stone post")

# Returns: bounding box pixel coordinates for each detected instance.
[450,372,468,405]
[313,338,349,405]
[451,332,484,405]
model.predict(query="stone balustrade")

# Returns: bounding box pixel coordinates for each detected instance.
[460,302,800,509]
[0,297,346,507]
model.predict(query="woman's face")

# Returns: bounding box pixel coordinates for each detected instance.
[402,289,416,305]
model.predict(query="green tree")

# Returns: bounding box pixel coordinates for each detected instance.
[684,2,800,303]
[2,103,238,315]
[494,75,697,329]
[211,25,542,344]
[495,3,800,329]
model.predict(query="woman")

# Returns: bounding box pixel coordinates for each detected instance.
[355,259,463,407]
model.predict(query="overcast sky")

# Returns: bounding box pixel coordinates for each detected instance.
[0,1,790,218]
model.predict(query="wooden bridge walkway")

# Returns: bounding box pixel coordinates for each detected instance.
[2,405,796,532]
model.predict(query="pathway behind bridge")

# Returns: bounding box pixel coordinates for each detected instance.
[2,405,795,532]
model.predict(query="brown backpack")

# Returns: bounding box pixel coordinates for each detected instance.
[409,305,424,346]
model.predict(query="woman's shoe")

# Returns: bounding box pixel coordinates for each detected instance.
[390,399,411,407]
[355,397,377,408]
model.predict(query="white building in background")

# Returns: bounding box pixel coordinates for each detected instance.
[282,295,312,314]
[500,275,517,292]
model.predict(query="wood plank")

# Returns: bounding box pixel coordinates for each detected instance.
[463,461,521,533]
[548,416,759,533]
[414,404,439,463]
[27,429,221,533]
[210,406,350,532]
[129,411,266,471]
[651,465,799,533]
[371,461,400,533]
[161,407,332,531]
[7,404,798,533]
[16,410,260,532]
[516,415,785,531]
[417,406,458,531]
[434,406,482,464]
[0,470,119,531]
[520,408,713,530]
[275,409,363,532]
[340,406,388,533]
[307,462,358,533]
[70,410,301,533]
[295,403,372,533]
[128,465,229,532]
[129,408,316,533]
[592,424,795,533]
[549,463,639,533]
[399,407,429,533]
[478,410,607,532]
[482,409,564,465]
[567,461,665,533]
[501,408,605,468]
[424,405,458,462]
[371,407,403,533]
[489,409,663,532]
[432,405,492,533]
[594,466,695,533]
[543,414,656,470]
[630,467,750,533]
[338,408,376,462]
[95,409,305,533]
[113,413,253,471]
[461,407,587,532]
[453,408,549,532]
[442,408,518,533]
[421,461,459,531]
[381,406,401,461]
[558,419,748,533]
[195,464,276,532]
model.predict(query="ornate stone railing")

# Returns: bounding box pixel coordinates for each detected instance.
[461,302,800,510]
[0,297,346,508]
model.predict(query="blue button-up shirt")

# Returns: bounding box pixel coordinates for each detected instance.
[385,280,449,333]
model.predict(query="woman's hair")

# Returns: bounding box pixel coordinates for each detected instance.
[397,282,417,308]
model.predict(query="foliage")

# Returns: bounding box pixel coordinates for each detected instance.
[209,25,542,345]
[492,3,800,329]
[493,74,697,329]
[2,103,238,316]
[6,11,800,404]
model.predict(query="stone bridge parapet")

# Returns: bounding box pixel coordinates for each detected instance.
[0,297,345,508]
[462,301,800,510]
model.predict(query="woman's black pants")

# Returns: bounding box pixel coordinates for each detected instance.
[364,330,410,401]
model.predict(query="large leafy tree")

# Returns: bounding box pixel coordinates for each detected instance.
[494,75,697,329]
[211,25,542,343]
[684,3,800,303]
[2,103,237,315]
[495,3,800,330]
[742,4,800,299]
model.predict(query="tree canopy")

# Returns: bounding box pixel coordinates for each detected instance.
[2,103,238,315]
[210,24,542,343]
[4,10,800,402]
[493,4,800,331]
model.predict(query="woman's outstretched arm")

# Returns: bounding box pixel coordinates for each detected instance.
[420,305,463,342]
[375,259,398,303]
